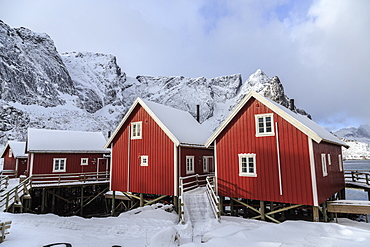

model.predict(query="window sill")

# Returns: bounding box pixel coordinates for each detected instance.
[255,133,275,137]
[239,173,257,177]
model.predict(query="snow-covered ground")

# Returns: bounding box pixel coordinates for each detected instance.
[1,203,370,247]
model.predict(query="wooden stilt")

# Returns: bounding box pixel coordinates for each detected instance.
[322,201,328,222]
[80,186,84,216]
[173,196,178,213]
[260,201,265,221]
[230,198,235,216]
[313,206,320,222]
[52,188,56,213]
[111,191,116,216]
[41,188,46,214]
[219,196,224,215]
[139,193,144,207]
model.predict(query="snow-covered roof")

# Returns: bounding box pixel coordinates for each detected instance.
[27,128,109,153]
[105,98,213,148]
[205,90,348,148]
[0,141,28,159]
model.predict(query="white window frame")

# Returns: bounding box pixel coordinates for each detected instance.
[186,156,195,174]
[131,121,142,139]
[328,154,331,165]
[203,156,213,173]
[53,158,66,172]
[321,154,328,177]
[238,153,257,177]
[140,155,148,166]
[8,149,12,157]
[81,158,88,166]
[338,154,343,172]
[255,113,275,137]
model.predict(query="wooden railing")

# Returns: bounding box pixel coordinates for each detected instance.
[0,176,9,192]
[205,176,220,221]
[178,174,211,223]
[345,170,370,185]
[0,176,32,212]
[0,170,16,178]
[31,171,110,186]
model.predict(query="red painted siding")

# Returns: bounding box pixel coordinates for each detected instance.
[110,105,175,196]
[30,153,106,175]
[216,98,314,205]
[2,146,16,171]
[179,147,214,177]
[312,141,345,204]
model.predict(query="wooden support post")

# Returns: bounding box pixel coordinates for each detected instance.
[366,190,370,201]
[230,198,235,216]
[270,202,274,218]
[313,206,320,222]
[219,196,224,215]
[260,201,265,221]
[173,196,178,213]
[80,186,84,216]
[111,191,116,216]
[41,188,46,214]
[52,188,56,213]
[322,201,328,222]
[140,193,144,207]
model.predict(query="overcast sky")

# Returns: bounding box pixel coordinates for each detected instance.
[1,0,369,131]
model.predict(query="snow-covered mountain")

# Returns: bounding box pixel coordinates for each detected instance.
[0,20,310,147]
[334,125,370,159]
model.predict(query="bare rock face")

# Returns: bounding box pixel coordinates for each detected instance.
[0,20,75,107]
[0,21,311,146]
[0,102,30,143]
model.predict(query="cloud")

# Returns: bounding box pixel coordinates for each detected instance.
[0,0,369,130]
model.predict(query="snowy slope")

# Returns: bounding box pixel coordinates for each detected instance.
[335,124,370,159]
[1,205,370,247]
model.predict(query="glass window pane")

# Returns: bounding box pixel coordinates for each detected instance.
[55,160,59,170]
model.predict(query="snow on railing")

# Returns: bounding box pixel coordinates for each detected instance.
[205,176,220,221]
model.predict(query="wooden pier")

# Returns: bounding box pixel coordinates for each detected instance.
[0,172,110,216]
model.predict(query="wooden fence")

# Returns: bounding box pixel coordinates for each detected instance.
[345,170,370,185]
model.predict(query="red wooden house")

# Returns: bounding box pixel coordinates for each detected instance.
[105,98,213,198]
[26,128,110,179]
[1,141,28,177]
[205,90,348,207]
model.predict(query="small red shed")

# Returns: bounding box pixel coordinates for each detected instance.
[26,128,110,179]
[205,91,348,207]
[105,98,213,197]
[1,141,28,177]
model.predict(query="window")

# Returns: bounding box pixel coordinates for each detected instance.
[238,153,257,177]
[53,158,66,172]
[186,156,195,174]
[338,154,343,172]
[203,157,208,173]
[81,158,88,166]
[140,155,148,166]
[131,122,142,139]
[255,113,274,137]
[8,149,12,157]
[321,154,328,176]
[328,154,331,165]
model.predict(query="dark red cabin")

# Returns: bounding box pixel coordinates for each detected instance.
[26,128,110,180]
[1,141,28,177]
[105,98,214,197]
[205,91,348,206]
